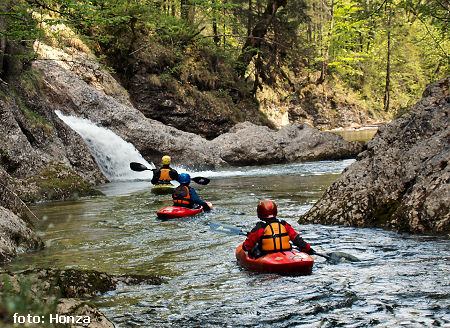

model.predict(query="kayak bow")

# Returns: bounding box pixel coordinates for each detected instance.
[235,243,314,275]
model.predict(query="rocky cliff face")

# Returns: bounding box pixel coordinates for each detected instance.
[32,42,362,169]
[288,81,383,129]
[300,78,449,234]
[0,82,106,202]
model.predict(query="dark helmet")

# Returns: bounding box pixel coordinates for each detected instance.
[178,173,191,184]
[257,199,277,219]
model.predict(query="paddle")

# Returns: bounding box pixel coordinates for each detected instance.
[129,162,210,185]
[130,162,156,171]
[209,221,360,264]
[209,222,246,236]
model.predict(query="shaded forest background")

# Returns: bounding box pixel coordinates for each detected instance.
[1,0,449,133]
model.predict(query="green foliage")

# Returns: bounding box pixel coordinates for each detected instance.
[0,1,42,41]
[305,0,449,113]
[0,275,59,325]
[1,0,448,116]
[0,1,43,79]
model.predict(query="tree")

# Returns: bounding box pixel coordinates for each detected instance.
[0,0,40,81]
[383,0,392,112]
[236,0,287,77]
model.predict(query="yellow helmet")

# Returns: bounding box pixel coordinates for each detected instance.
[161,155,171,165]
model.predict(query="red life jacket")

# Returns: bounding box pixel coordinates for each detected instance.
[172,185,192,206]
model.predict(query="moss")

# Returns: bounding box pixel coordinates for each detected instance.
[44,269,116,298]
[5,71,55,136]
[19,69,42,97]
[23,163,103,202]
[18,101,53,136]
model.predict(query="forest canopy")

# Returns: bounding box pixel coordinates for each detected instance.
[1,0,449,114]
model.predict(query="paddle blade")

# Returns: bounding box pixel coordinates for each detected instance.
[209,222,246,236]
[130,162,150,172]
[192,177,210,185]
[326,252,360,263]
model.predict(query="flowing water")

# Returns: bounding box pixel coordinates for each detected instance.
[7,116,450,327]
[8,160,450,327]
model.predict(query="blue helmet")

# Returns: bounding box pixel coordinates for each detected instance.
[178,173,191,184]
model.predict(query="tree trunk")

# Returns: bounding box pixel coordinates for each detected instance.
[222,0,227,46]
[236,0,287,77]
[0,35,5,81]
[318,0,335,84]
[212,0,219,45]
[181,0,188,20]
[247,0,253,36]
[171,0,176,16]
[0,1,8,78]
[383,2,392,112]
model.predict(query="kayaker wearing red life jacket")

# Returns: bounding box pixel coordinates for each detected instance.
[151,155,179,185]
[243,199,315,258]
[172,173,211,211]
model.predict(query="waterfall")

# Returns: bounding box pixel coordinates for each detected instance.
[56,111,154,181]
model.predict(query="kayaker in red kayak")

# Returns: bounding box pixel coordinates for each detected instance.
[172,173,211,211]
[243,199,315,258]
[151,155,179,185]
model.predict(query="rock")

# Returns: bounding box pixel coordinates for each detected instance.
[0,268,163,327]
[288,81,385,130]
[26,268,164,298]
[0,81,107,200]
[211,122,363,165]
[300,78,450,234]
[0,206,43,263]
[127,45,270,139]
[32,46,224,169]
[0,168,43,263]
[57,299,115,328]
[20,163,103,203]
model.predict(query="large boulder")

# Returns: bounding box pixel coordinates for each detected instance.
[300,78,450,234]
[211,122,363,165]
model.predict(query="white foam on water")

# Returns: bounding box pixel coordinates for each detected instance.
[56,111,354,182]
[189,159,355,178]
[56,111,154,181]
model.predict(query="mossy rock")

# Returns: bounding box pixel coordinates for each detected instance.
[22,163,103,202]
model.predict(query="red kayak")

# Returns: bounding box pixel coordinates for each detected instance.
[235,243,314,275]
[156,202,212,219]
[156,206,203,219]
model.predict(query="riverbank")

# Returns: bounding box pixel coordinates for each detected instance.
[0,268,163,327]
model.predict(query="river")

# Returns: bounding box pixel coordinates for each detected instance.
[8,159,450,327]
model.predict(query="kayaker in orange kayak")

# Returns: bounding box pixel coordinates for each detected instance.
[243,199,315,258]
[172,173,211,212]
[151,155,179,185]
